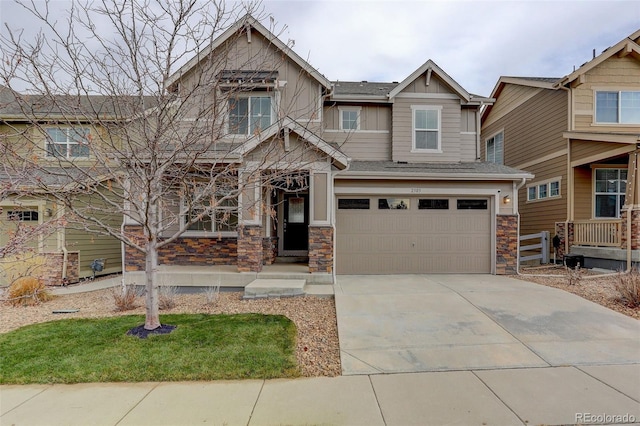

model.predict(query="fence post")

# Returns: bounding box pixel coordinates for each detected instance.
[541,231,549,264]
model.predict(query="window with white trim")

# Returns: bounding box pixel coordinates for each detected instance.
[45,127,91,158]
[595,91,640,124]
[485,131,504,164]
[183,182,238,234]
[527,178,561,202]
[339,107,360,131]
[412,106,441,151]
[228,95,273,135]
[594,168,627,218]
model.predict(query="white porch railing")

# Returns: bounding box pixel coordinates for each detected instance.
[573,220,622,247]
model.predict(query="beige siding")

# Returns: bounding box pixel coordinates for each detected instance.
[322,104,392,161]
[572,55,640,133]
[312,172,328,222]
[460,108,477,132]
[399,73,457,95]
[573,166,592,220]
[570,140,632,166]
[392,98,475,162]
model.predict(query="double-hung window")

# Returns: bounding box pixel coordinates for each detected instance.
[412,106,441,151]
[595,91,640,124]
[594,168,627,218]
[485,131,504,164]
[45,127,90,158]
[339,107,360,131]
[228,95,272,135]
[184,183,238,234]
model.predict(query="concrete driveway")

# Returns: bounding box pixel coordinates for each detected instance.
[334,274,640,375]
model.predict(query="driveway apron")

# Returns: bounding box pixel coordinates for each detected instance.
[334,274,640,375]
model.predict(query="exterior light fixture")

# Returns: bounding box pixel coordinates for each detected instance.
[503,195,511,204]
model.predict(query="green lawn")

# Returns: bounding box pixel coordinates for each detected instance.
[0,314,299,384]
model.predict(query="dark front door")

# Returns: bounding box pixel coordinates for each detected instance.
[283,193,309,253]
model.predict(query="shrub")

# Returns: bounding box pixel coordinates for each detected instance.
[204,285,220,306]
[614,268,640,308]
[7,276,53,306]
[112,285,140,311]
[566,266,583,286]
[158,285,178,310]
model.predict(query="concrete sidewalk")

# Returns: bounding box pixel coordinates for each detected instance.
[2,364,639,425]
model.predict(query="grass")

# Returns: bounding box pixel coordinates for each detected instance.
[0,314,299,384]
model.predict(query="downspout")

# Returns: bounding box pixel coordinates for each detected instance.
[331,159,351,285]
[556,82,572,257]
[626,150,638,272]
[476,103,484,161]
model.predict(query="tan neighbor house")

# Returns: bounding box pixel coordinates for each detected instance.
[120,14,532,283]
[481,30,640,269]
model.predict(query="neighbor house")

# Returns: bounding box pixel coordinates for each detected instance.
[121,14,532,284]
[0,86,123,285]
[481,30,640,269]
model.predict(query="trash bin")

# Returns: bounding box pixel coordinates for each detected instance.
[90,258,106,279]
[563,254,584,269]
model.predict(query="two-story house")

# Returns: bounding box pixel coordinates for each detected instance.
[121,14,532,285]
[481,30,640,270]
[0,86,123,285]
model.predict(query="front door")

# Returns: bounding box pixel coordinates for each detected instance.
[282,193,309,255]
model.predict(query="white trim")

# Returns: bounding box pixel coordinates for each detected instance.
[593,89,640,125]
[334,186,501,195]
[394,93,460,100]
[461,131,477,135]
[526,176,562,202]
[324,129,389,134]
[388,59,470,102]
[411,105,442,153]
[592,167,628,219]
[484,129,504,164]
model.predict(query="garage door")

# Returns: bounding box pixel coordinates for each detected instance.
[336,196,492,274]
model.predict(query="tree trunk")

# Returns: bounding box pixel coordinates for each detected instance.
[144,234,161,330]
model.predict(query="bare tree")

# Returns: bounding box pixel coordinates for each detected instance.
[1,0,321,330]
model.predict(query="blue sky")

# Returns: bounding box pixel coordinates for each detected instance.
[2,0,638,96]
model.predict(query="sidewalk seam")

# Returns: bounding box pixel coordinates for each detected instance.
[0,385,50,417]
[368,375,388,426]
[575,364,640,403]
[114,382,160,425]
[471,370,527,426]
[246,379,265,426]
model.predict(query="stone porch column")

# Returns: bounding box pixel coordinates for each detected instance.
[308,226,333,273]
[496,215,518,275]
[237,225,264,272]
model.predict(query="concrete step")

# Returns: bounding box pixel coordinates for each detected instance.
[243,279,306,299]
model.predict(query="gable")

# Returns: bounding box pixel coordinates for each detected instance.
[482,83,549,128]
[389,60,471,102]
[398,72,459,97]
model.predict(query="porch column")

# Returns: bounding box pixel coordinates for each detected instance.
[237,225,263,272]
[308,226,333,273]
[496,214,518,275]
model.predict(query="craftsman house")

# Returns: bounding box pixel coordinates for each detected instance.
[481,30,640,269]
[119,13,532,285]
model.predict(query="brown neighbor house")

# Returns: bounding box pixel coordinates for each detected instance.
[121,13,533,288]
[481,29,640,270]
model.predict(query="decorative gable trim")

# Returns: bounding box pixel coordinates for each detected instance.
[231,116,350,169]
[165,14,332,91]
[388,59,471,102]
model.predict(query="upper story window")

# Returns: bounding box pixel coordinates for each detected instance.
[339,107,360,131]
[595,91,640,124]
[527,177,561,202]
[594,168,627,218]
[228,95,273,135]
[45,127,90,158]
[412,105,441,152]
[485,131,504,164]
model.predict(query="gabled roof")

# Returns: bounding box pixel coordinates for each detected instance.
[165,14,332,91]
[482,76,560,121]
[555,29,640,88]
[388,59,472,102]
[231,116,350,169]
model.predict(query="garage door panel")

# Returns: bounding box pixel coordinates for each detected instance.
[337,196,492,274]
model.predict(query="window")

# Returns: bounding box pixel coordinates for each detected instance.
[340,108,360,130]
[46,127,90,158]
[527,178,561,202]
[7,210,39,221]
[485,131,504,164]
[594,168,627,218]
[457,199,488,210]
[378,198,409,210]
[228,95,272,135]
[412,106,441,151]
[183,184,238,233]
[418,199,449,210]
[338,199,370,209]
[596,91,640,124]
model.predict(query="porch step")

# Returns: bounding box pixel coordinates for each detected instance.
[243,279,306,299]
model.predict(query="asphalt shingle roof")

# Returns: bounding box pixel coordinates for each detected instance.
[345,160,532,176]
[332,81,399,96]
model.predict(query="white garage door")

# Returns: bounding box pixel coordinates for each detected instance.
[336,196,492,274]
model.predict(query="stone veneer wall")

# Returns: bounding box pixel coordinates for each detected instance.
[237,225,263,272]
[496,215,518,275]
[263,237,278,265]
[309,226,333,273]
[620,208,640,250]
[40,251,79,286]
[124,225,237,271]
[554,222,574,259]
